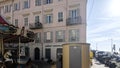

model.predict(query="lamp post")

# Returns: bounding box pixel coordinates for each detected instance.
[111,39,113,53]
[96,43,97,51]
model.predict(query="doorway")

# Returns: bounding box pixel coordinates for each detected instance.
[45,48,51,60]
[34,47,40,60]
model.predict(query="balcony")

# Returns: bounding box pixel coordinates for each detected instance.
[29,22,43,29]
[66,16,82,26]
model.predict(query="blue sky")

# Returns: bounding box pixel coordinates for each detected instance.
[87,0,120,52]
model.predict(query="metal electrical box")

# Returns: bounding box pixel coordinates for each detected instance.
[63,43,90,68]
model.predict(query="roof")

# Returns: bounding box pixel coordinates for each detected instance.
[0,15,9,25]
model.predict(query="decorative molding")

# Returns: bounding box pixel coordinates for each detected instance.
[69,4,80,8]
[32,11,41,15]
[6,16,11,19]
[44,9,53,13]
[22,13,30,16]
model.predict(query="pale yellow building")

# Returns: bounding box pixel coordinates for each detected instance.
[0,0,87,61]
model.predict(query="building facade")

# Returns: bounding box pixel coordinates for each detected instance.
[0,0,87,61]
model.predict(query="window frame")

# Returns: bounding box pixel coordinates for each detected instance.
[15,19,18,27]
[35,16,40,23]
[45,0,53,4]
[35,32,41,43]
[23,0,30,9]
[24,17,29,26]
[69,29,79,42]
[44,31,53,43]
[35,0,41,6]
[5,5,11,13]
[58,12,63,22]
[14,2,20,11]
[45,14,53,24]
[56,30,65,42]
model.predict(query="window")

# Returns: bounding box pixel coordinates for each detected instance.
[35,16,39,23]
[45,0,53,4]
[35,0,41,6]
[44,32,53,43]
[56,30,65,42]
[58,0,62,1]
[23,0,30,9]
[35,33,41,43]
[69,29,79,42]
[0,8,1,14]
[58,12,63,22]
[14,3,20,11]
[15,19,18,27]
[24,17,28,26]
[45,14,53,24]
[5,5,11,13]
[0,6,4,14]
[69,9,79,18]
[69,9,80,24]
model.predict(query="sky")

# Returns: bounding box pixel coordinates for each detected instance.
[87,0,120,52]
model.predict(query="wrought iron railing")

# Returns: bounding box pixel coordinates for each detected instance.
[66,16,82,26]
[29,22,42,29]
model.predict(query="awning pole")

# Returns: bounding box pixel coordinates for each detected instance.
[2,36,4,56]
[19,36,21,65]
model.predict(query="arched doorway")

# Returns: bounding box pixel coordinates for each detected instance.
[34,47,40,60]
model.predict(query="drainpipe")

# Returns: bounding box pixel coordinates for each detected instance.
[11,0,14,25]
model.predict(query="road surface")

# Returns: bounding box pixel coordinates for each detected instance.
[91,59,109,68]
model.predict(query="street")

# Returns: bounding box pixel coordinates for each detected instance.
[91,59,109,68]
[32,59,110,68]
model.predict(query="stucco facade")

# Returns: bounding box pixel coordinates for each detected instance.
[0,0,87,61]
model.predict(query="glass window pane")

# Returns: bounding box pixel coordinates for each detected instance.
[45,14,53,24]
[56,30,65,42]
[24,0,29,9]
[35,0,41,6]
[69,29,79,42]
[24,17,28,26]
[58,12,63,22]
[15,19,18,27]
[35,16,39,23]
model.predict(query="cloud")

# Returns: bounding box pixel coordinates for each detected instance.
[87,0,120,51]
[88,20,120,35]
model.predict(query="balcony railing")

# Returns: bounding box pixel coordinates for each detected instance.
[44,39,53,43]
[66,16,82,26]
[29,22,43,29]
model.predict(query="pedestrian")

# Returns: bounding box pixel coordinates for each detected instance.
[11,50,17,63]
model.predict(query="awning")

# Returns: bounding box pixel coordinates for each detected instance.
[0,15,9,25]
